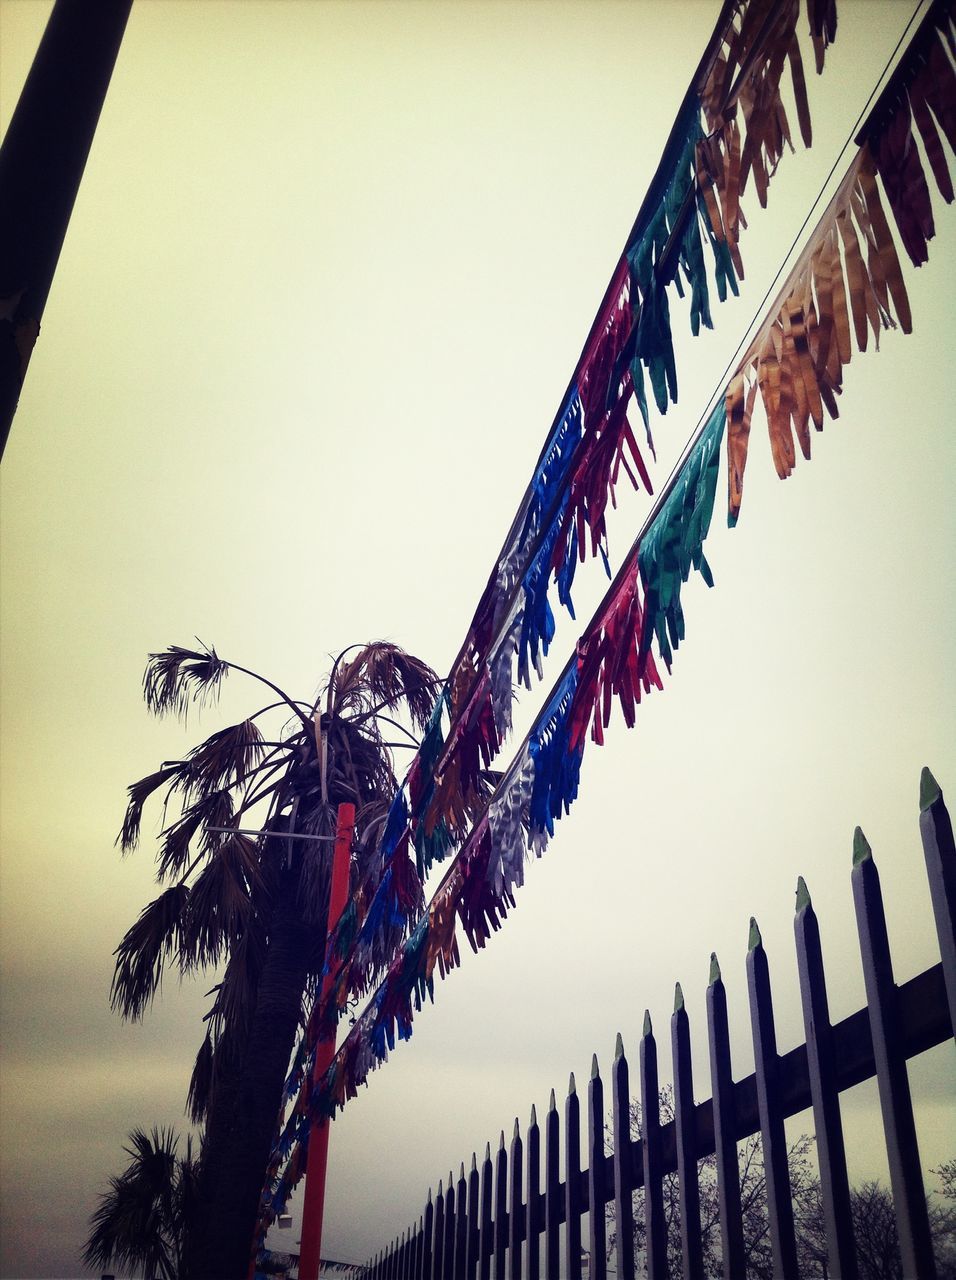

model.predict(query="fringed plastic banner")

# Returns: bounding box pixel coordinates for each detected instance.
[568,562,663,753]
[639,400,725,666]
[857,0,955,268]
[726,144,916,522]
[696,0,838,271]
[528,665,584,848]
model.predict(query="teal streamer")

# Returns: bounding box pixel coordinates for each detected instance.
[638,400,725,668]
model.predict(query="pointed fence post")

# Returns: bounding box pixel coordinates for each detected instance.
[479,1144,493,1280]
[433,1180,446,1280]
[611,1034,636,1280]
[671,986,704,1280]
[746,919,798,1279]
[588,1055,607,1280]
[564,1073,583,1280]
[525,1106,541,1280]
[794,878,858,1279]
[455,1164,469,1279]
[509,1120,524,1279]
[640,1013,668,1280]
[466,1154,481,1280]
[494,1135,508,1280]
[298,802,356,1280]
[544,1091,560,1280]
[706,953,745,1280]
[422,1189,435,1280]
[919,768,956,1033]
[852,828,937,1279]
[443,1170,457,1280]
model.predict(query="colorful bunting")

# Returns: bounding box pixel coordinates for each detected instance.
[258,0,854,1236]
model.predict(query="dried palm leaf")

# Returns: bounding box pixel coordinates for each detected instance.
[142,643,227,721]
[111,884,190,1020]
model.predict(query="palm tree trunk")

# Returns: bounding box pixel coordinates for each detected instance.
[185,862,317,1280]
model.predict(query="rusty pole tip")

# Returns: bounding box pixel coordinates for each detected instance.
[709,952,721,984]
[530,1102,537,1126]
[748,916,762,950]
[674,982,685,1012]
[568,1071,576,1095]
[615,1030,625,1058]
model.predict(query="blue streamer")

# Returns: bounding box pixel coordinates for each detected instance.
[528,665,584,840]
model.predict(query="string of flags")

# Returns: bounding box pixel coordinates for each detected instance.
[301,0,841,1062]
[256,0,955,1234]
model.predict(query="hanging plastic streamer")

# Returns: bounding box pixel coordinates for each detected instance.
[860,0,955,268]
[568,563,664,753]
[516,509,562,687]
[725,118,940,521]
[528,665,584,850]
[487,743,535,898]
[457,817,517,951]
[696,0,839,278]
[488,597,523,739]
[639,400,725,667]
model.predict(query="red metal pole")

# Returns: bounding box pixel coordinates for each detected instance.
[297,801,355,1280]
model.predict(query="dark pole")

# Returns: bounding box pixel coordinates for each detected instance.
[0,0,133,461]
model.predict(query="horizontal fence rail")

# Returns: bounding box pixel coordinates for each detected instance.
[362,768,955,1279]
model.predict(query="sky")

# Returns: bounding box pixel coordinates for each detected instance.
[0,1,954,1276]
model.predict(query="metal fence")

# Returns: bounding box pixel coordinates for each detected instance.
[361,769,955,1279]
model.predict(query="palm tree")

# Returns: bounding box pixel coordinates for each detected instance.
[84,1126,198,1280]
[111,640,450,1280]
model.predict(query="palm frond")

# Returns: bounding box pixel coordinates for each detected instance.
[179,834,257,968]
[111,885,190,1020]
[331,641,439,731]
[186,1032,214,1125]
[157,789,234,880]
[83,1126,190,1280]
[117,763,189,853]
[143,643,227,721]
[184,719,266,796]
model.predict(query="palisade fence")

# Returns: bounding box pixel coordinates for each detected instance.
[359,768,955,1280]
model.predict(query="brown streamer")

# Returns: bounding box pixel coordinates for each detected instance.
[726,144,918,522]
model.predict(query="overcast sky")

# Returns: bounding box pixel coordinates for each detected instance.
[1,1,953,1276]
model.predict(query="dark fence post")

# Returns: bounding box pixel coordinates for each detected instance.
[509,1121,524,1280]
[423,1191,434,1280]
[852,828,937,1279]
[919,768,956,1033]
[588,1055,607,1280]
[565,1073,583,1280]
[706,954,745,1280]
[494,1134,508,1280]
[526,1105,541,1280]
[479,1144,493,1280]
[671,986,704,1280]
[544,1090,560,1280]
[456,1164,468,1280]
[640,1013,668,1280]
[466,1155,480,1280]
[794,878,858,1279]
[443,1172,457,1280]
[746,920,799,1279]
[433,1181,446,1280]
[611,1033,636,1280]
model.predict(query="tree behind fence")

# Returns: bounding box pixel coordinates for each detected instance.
[361,768,955,1279]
